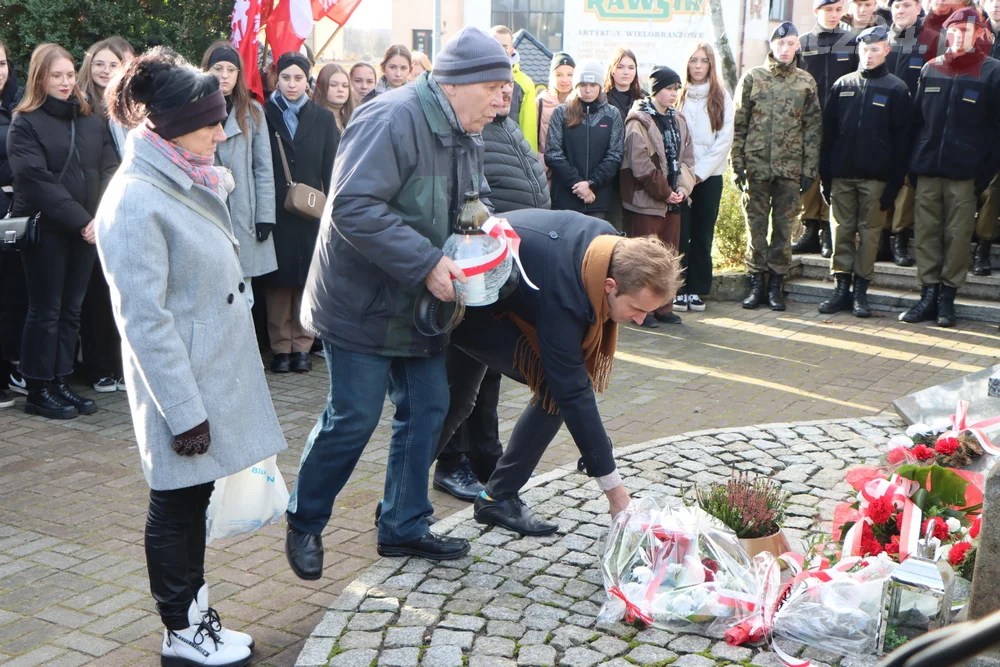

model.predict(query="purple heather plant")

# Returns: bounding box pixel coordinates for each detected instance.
[696,471,790,539]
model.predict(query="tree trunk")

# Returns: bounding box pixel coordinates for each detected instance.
[709,0,739,94]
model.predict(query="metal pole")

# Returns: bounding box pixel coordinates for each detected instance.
[316,24,344,61]
[432,0,442,58]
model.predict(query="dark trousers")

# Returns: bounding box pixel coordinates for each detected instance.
[437,361,503,483]
[680,175,723,296]
[435,310,564,500]
[20,231,96,381]
[145,482,214,631]
[0,250,27,387]
[79,263,122,381]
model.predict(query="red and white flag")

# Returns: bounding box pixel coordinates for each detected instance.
[231,0,265,101]
[265,0,314,61]
[312,0,363,24]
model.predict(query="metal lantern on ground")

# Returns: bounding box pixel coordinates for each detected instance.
[442,192,513,307]
[877,526,956,654]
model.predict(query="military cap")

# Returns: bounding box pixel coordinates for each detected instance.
[857,26,890,43]
[814,0,838,8]
[771,21,799,41]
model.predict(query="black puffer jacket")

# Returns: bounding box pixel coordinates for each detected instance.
[0,88,22,214]
[482,115,550,213]
[7,96,117,233]
[544,94,625,214]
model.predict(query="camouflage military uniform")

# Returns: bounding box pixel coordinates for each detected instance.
[732,55,823,274]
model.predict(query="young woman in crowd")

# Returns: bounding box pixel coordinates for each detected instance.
[350,61,377,104]
[7,43,118,419]
[604,48,644,233]
[0,36,25,408]
[409,50,432,82]
[78,37,129,394]
[366,44,411,103]
[313,63,355,134]
[99,48,286,666]
[544,60,625,220]
[675,42,734,313]
[263,53,338,374]
[202,41,277,311]
[536,52,575,175]
[620,66,695,326]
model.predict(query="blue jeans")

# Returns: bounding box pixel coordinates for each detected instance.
[287,341,448,544]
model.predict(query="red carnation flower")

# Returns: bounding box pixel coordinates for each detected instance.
[867,497,894,525]
[702,558,720,573]
[970,517,981,540]
[887,447,909,464]
[935,436,960,456]
[949,541,972,567]
[912,444,936,461]
[885,535,901,556]
[923,517,949,542]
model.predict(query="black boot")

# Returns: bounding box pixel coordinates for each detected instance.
[899,284,940,323]
[767,272,786,311]
[973,239,992,276]
[52,377,97,415]
[24,379,77,420]
[819,222,833,259]
[853,275,872,318]
[818,273,853,314]
[891,230,915,267]
[876,230,893,262]
[742,273,766,309]
[791,220,821,254]
[937,285,958,328]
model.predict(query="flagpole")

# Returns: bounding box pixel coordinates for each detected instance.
[315,23,344,61]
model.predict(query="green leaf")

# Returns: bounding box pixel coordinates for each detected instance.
[895,464,969,507]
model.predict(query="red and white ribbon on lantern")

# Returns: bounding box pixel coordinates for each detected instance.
[449,217,538,290]
[843,474,922,561]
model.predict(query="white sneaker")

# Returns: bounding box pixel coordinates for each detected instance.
[673,294,689,312]
[0,390,14,409]
[687,294,706,311]
[161,601,251,666]
[8,371,27,396]
[93,377,118,393]
[196,584,254,651]
[117,379,128,392]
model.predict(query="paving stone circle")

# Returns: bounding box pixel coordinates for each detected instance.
[296,416,900,666]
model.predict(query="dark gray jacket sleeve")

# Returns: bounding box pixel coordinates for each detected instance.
[330,117,443,288]
[588,108,624,189]
[545,106,585,187]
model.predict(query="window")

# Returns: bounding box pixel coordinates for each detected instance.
[768,0,793,22]
[413,29,432,55]
[492,0,564,51]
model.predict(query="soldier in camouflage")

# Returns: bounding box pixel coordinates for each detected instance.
[731,21,823,311]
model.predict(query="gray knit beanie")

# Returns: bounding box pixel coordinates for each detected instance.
[572,60,604,88]
[433,27,513,85]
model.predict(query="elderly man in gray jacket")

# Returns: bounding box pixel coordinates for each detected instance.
[284,27,512,578]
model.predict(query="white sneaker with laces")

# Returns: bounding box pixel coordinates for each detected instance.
[161,600,251,666]
[673,294,689,312]
[196,584,254,651]
[687,294,706,312]
[93,377,118,393]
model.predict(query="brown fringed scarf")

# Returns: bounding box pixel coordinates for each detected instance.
[507,235,621,413]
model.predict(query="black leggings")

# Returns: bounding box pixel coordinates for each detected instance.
[145,482,214,631]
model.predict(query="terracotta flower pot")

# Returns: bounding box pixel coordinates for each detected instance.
[739,529,792,560]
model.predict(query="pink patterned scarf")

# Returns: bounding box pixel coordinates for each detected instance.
[139,122,220,193]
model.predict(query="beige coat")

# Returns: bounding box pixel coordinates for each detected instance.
[620,101,696,217]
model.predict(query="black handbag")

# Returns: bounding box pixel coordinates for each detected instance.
[1,117,76,250]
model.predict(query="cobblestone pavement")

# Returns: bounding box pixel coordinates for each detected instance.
[0,301,996,665]
[298,416,900,667]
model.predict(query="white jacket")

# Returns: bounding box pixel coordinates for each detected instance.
[680,82,735,181]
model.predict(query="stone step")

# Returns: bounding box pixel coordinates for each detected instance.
[784,277,1000,323]
[794,254,1000,300]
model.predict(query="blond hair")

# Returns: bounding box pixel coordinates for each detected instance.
[16,43,91,115]
[609,235,683,298]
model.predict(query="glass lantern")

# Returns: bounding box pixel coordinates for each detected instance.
[877,528,955,654]
[442,192,512,307]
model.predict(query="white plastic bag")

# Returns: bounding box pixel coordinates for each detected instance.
[206,456,289,544]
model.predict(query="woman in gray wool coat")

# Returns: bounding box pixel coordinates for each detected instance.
[95,49,286,667]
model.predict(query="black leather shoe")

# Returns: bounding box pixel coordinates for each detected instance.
[900,284,939,324]
[53,377,97,415]
[818,273,853,314]
[819,222,833,259]
[375,500,437,527]
[474,494,558,537]
[742,273,765,309]
[433,463,485,502]
[973,240,992,276]
[289,352,312,373]
[767,272,786,311]
[270,353,291,373]
[285,525,323,580]
[653,312,682,324]
[937,285,958,328]
[377,532,470,561]
[891,231,915,267]
[25,381,77,420]
[638,314,658,328]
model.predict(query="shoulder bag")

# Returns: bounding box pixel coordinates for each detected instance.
[1,117,77,249]
[274,132,326,220]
